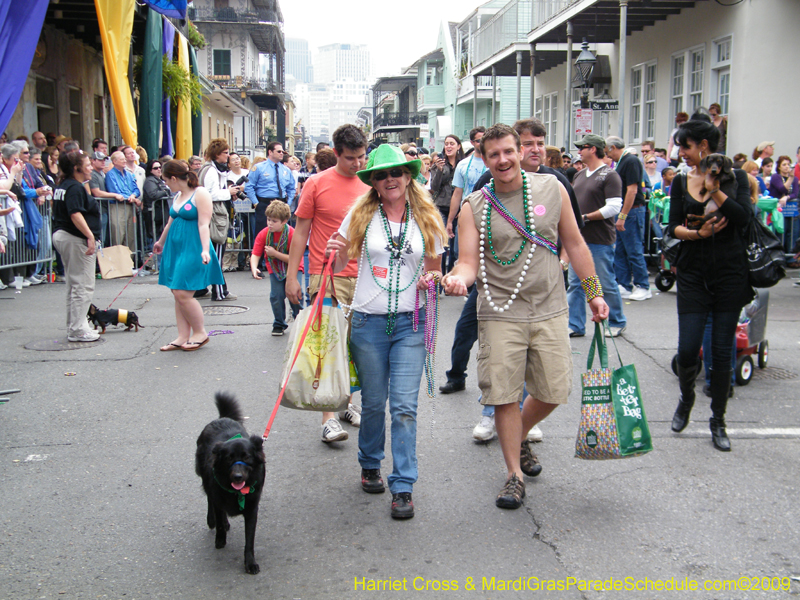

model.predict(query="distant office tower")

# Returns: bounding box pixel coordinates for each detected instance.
[286,38,313,84]
[313,43,371,85]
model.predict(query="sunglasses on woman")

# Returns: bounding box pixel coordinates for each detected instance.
[372,168,406,181]
[405,150,418,157]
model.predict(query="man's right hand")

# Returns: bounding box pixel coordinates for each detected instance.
[286,275,302,305]
[442,273,468,296]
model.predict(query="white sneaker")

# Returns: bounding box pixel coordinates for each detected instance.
[339,403,361,427]
[526,424,543,443]
[472,414,496,442]
[618,285,631,299]
[67,330,100,342]
[24,276,42,285]
[605,326,626,338]
[0,281,7,290]
[628,286,652,301]
[321,418,349,443]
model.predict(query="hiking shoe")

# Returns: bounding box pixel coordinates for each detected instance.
[321,418,348,443]
[618,285,632,299]
[439,380,465,394]
[520,441,542,477]
[67,330,100,343]
[628,286,652,301]
[391,492,414,519]
[361,468,385,494]
[340,403,361,427]
[605,326,626,338]
[496,475,525,509]
[526,424,543,443]
[271,327,284,336]
[472,415,496,442]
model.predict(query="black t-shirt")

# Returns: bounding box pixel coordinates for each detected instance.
[53,178,101,240]
[615,153,645,207]
[473,165,584,230]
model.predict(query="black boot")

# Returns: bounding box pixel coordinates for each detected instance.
[709,369,732,452]
[671,362,699,432]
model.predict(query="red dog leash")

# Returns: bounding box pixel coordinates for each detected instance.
[262,255,336,441]
[104,251,156,310]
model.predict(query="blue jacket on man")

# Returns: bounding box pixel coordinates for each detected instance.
[105,167,140,203]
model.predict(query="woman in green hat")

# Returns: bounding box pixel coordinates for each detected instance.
[325,144,447,520]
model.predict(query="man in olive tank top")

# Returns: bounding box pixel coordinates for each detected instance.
[442,124,609,510]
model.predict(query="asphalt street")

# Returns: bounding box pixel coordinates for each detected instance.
[1,268,799,599]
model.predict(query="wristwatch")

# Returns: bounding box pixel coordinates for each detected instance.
[560,259,569,272]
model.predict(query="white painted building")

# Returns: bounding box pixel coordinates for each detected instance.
[313,43,372,85]
[468,0,800,158]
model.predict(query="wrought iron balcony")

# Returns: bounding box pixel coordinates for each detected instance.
[188,7,283,25]
[374,112,428,129]
[209,75,283,95]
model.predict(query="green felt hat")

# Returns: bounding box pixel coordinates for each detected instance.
[357,144,421,187]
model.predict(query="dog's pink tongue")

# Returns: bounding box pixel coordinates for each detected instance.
[231,481,245,491]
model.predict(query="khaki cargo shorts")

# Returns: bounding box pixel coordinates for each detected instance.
[477,312,572,406]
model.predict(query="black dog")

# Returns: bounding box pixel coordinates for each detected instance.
[87,304,143,333]
[195,393,265,574]
[687,153,735,229]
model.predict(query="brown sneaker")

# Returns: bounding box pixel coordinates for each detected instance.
[520,441,542,477]
[495,474,525,509]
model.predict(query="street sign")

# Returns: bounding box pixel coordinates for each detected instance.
[238,150,251,156]
[575,108,593,136]
[589,100,619,111]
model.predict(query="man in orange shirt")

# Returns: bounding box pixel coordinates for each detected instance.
[286,124,369,443]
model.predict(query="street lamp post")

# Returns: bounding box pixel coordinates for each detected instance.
[574,39,597,109]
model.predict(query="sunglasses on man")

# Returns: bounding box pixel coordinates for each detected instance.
[372,168,406,181]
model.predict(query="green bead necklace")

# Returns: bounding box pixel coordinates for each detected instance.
[485,174,531,265]
[363,201,425,335]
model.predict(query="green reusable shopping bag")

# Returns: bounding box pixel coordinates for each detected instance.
[575,323,653,459]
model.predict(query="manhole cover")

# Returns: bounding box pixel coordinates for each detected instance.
[203,305,250,316]
[751,367,798,381]
[25,337,109,351]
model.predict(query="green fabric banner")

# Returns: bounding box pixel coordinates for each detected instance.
[188,45,202,156]
[138,8,163,161]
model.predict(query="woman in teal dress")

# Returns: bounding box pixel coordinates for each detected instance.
[153,160,224,351]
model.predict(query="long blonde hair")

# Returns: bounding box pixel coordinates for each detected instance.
[347,177,447,260]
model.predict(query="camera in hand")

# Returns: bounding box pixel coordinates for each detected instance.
[231,175,249,200]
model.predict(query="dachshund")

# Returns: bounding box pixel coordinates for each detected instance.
[87,304,144,333]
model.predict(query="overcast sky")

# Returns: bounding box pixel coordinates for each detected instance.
[281,0,473,77]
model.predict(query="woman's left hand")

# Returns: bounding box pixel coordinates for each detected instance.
[201,251,210,265]
[698,214,728,237]
[417,270,441,291]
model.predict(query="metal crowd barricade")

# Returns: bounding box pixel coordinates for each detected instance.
[0,196,55,280]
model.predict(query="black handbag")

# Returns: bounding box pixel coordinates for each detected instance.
[746,218,786,288]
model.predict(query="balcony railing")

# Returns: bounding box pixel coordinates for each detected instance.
[188,7,283,25]
[471,0,575,66]
[417,85,445,109]
[473,0,532,66]
[210,75,283,95]
[374,112,428,129]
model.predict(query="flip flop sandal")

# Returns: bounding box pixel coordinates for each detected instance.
[181,338,209,351]
[160,343,184,352]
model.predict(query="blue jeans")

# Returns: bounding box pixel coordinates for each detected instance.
[614,205,650,291]
[269,271,301,330]
[446,285,478,383]
[567,243,626,335]
[350,311,425,494]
